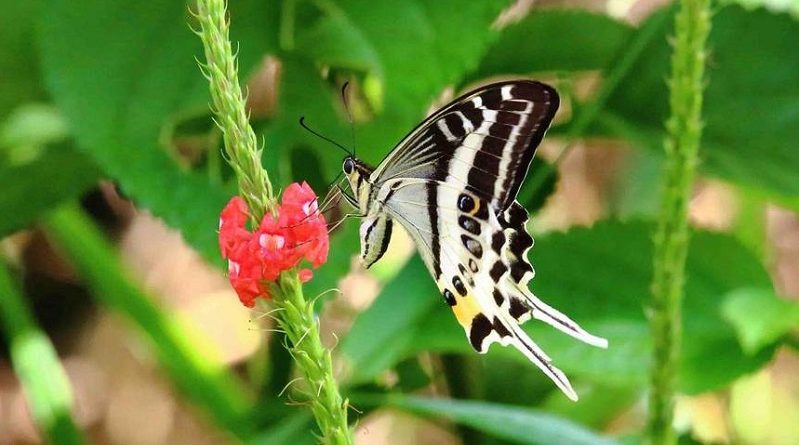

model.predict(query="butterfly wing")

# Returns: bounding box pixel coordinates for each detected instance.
[371,80,559,210]
[367,80,607,400]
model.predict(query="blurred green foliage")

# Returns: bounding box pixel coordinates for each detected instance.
[0,262,86,445]
[1,0,798,444]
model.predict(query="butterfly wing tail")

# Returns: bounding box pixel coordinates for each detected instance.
[513,289,608,348]
[499,201,608,349]
[497,312,579,401]
[452,291,579,401]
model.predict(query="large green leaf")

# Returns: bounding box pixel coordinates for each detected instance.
[602,5,799,208]
[39,1,278,262]
[37,0,514,265]
[0,0,46,120]
[0,104,97,236]
[258,54,343,186]
[354,394,619,445]
[721,0,799,16]
[470,9,634,79]
[0,144,99,237]
[329,0,510,166]
[349,221,777,394]
[265,0,510,184]
[301,223,359,304]
[293,3,381,73]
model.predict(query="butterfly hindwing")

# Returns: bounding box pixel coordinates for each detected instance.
[379,179,587,400]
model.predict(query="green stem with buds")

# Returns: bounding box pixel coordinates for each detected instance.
[648,1,711,444]
[195,0,274,218]
[194,1,352,443]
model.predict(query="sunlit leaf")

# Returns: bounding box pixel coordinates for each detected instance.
[722,288,799,354]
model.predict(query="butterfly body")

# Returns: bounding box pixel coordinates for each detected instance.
[341,80,607,401]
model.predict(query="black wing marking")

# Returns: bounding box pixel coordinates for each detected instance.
[371,80,559,211]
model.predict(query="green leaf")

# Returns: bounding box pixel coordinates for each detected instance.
[247,412,316,445]
[354,394,619,445]
[38,0,279,262]
[0,144,99,237]
[355,221,777,394]
[294,4,381,73]
[340,255,439,383]
[264,0,510,186]
[603,5,799,209]
[471,9,634,78]
[0,262,86,445]
[0,0,46,120]
[517,158,559,213]
[259,54,342,186]
[333,0,510,166]
[541,383,640,430]
[721,288,799,355]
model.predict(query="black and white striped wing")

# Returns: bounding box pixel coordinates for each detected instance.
[369,81,607,401]
[370,80,559,210]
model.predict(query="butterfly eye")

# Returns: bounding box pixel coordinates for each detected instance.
[343,157,355,174]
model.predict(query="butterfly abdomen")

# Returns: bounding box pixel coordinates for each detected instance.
[359,213,393,268]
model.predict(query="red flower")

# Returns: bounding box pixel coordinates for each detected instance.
[279,182,329,267]
[218,183,329,307]
[218,196,250,258]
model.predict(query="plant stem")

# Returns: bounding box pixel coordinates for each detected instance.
[0,261,86,445]
[648,1,711,445]
[194,0,274,220]
[272,274,352,444]
[194,1,352,442]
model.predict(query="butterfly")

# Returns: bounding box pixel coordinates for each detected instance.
[338,80,607,401]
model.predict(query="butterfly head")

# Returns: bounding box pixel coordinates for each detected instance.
[342,156,374,213]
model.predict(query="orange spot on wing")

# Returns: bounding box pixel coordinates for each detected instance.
[451,293,482,328]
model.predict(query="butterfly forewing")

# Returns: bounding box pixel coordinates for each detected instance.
[371,81,559,210]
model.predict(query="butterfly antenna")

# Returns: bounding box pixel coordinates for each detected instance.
[299,116,353,157]
[341,81,357,157]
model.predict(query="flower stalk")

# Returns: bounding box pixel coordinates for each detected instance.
[648,1,711,445]
[195,0,274,219]
[193,1,352,443]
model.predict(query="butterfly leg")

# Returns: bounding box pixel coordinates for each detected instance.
[336,183,359,208]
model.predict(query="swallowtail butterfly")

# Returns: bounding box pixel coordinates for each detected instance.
[341,80,607,401]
